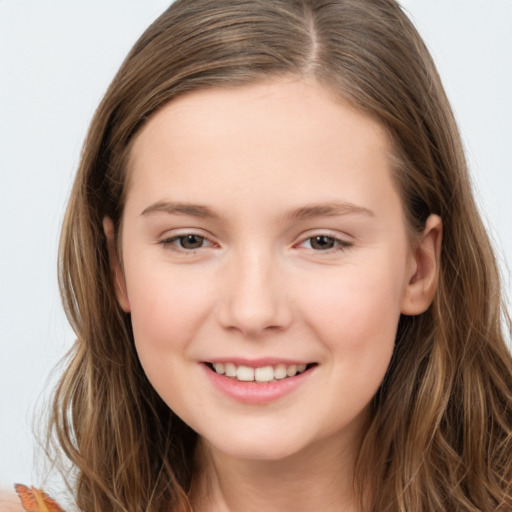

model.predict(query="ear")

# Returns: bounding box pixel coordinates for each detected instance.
[400,214,442,316]
[103,217,131,312]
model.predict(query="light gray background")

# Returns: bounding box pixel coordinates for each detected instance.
[1,0,511,491]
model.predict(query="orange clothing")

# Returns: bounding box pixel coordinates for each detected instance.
[14,485,63,512]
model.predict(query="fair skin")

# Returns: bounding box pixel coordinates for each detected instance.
[0,492,25,512]
[104,77,441,512]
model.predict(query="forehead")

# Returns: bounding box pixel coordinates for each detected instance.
[129,77,391,164]
[125,77,400,221]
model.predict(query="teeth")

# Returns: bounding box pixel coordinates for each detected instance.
[225,363,237,377]
[274,364,287,380]
[286,364,297,377]
[255,365,274,382]
[236,365,254,381]
[210,362,310,382]
[213,363,225,375]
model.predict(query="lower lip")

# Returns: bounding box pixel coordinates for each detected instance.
[202,364,314,405]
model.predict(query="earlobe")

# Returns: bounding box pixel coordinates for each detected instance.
[103,217,131,312]
[400,214,442,316]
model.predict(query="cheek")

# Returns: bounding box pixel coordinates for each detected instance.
[295,261,404,432]
[298,256,405,361]
[124,262,215,360]
[124,266,216,417]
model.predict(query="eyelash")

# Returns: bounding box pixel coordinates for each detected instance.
[159,233,214,252]
[158,232,352,254]
[296,234,353,253]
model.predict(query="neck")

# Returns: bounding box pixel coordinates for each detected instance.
[189,430,365,512]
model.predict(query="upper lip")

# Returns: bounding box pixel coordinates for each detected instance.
[204,357,314,367]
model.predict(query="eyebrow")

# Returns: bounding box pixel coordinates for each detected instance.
[286,201,375,220]
[141,201,220,218]
[140,200,374,220]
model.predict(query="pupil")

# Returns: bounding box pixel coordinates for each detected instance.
[311,236,334,250]
[181,235,203,249]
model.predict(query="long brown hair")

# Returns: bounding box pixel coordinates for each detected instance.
[50,0,512,510]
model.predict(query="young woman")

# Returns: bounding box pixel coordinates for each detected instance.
[15,0,512,511]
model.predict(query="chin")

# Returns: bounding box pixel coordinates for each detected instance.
[202,429,312,462]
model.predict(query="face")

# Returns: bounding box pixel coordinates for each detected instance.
[110,78,436,462]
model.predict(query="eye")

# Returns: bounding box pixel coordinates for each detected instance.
[160,233,212,250]
[298,235,352,252]
[309,235,336,250]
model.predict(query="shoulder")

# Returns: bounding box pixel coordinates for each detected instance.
[0,491,25,512]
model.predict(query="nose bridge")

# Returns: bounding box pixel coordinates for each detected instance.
[218,243,291,335]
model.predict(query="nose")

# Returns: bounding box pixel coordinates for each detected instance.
[216,248,293,337]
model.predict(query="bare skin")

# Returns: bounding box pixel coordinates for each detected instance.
[105,77,441,512]
[190,428,365,512]
[0,491,25,512]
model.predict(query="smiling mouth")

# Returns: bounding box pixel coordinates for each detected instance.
[204,362,317,383]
